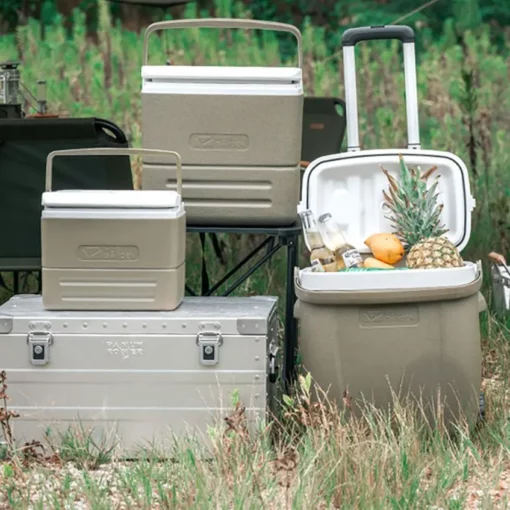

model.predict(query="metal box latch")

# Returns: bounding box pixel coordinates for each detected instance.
[27,331,53,365]
[196,331,223,366]
[269,341,279,383]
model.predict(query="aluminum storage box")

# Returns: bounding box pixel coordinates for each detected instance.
[141,18,303,226]
[0,295,280,454]
[294,25,484,428]
[41,148,185,311]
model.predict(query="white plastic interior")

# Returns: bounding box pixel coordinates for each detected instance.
[299,261,480,292]
[141,66,303,96]
[42,189,182,210]
[299,149,475,254]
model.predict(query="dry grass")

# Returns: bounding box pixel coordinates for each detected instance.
[0,342,510,510]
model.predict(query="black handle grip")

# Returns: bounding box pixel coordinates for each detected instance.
[342,25,415,47]
[94,118,128,144]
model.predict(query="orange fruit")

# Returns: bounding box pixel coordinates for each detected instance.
[363,257,395,269]
[364,233,405,265]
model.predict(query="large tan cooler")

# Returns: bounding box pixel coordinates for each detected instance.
[294,25,485,428]
[41,148,185,311]
[141,18,303,226]
[295,155,484,425]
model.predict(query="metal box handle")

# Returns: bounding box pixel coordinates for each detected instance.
[143,18,303,68]
[45,148,183,195]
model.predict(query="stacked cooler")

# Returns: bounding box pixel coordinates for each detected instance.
[40,148,186,311]
[140,19,304,226]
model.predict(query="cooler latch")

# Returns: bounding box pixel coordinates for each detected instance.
[27,331,53,366]
[269,341,279,383]
[196,331,223,366]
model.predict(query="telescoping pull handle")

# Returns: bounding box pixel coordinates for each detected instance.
[342,25,420,152]
[143,18,303,68]
[45,148,183,195]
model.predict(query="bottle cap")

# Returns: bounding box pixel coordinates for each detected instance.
[318,212,332,223]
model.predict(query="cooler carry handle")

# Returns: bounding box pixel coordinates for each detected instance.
[342,25,420,152]
[143,18,303,68]
[45,148,183,195]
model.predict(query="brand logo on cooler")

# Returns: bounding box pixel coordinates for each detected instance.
[77,246,139,261]
[359,307,419,327]
[106,340,144,359]
[189,133,250,151]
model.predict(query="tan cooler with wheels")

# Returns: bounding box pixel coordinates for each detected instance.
[41,148,185,311]
[294,25,485,428]
[141,18,303,226]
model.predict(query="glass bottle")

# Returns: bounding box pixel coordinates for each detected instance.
[317,213,363,269]
[299,209,338,272]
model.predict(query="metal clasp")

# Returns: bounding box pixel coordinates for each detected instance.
[269,340,279,383]
[196,331,223,366]
[27,331,53,365]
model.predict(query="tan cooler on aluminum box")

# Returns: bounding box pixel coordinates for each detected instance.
[294,25,485,429]
[41,148,185,311]
[141,18,303,226]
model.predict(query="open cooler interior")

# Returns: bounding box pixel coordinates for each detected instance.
[297,149,479,291]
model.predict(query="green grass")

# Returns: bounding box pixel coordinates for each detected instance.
[0,1,510,507]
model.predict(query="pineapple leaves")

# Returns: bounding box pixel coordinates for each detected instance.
[381,155,449,247]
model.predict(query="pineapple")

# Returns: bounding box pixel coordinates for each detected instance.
[381,154,464,269]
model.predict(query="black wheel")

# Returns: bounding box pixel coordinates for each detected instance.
[478,391,486,422]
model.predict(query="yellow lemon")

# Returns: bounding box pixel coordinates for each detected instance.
[364,233,405,265]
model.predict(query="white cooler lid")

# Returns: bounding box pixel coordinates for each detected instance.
[142,65,302,84]
[42,189,182,210]
[299,149,475,254]
[141,66,303,96]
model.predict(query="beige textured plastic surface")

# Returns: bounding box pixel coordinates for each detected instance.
[42,214,185,270]
[143,163,300,226]
[42,148,186,311]
[42,215,185,311]
[141,19,303,224]
[294,274,483,428]
[42,263,185,311]
[141,94,303,167]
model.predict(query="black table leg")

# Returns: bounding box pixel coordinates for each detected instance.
[13,272,19,295]
[284,233,299,388]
